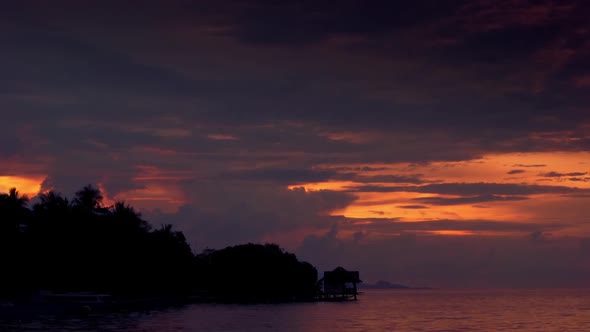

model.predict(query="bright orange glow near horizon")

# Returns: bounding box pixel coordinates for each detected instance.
[287,181,357,192]
[424,230,475,236]
[335,194,533,222]
[0,175,45,198]
[288,152,590,236]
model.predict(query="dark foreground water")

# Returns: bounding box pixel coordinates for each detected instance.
[2,289,590,331]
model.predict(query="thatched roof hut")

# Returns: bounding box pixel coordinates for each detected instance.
[318,266,361,301]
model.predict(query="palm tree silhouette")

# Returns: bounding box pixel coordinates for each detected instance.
[34,191,70,216]
[0,187,30,233]
[111,201,151,233]
[73,184,105,214]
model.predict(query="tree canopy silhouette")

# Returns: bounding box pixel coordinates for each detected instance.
[195,243,318,302]
[0,185,194,299]
[0,188,29,234]
[0,185,319,303]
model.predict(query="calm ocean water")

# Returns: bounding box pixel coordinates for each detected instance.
[2,289,590,331]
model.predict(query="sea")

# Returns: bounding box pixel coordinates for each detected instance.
[2,289,590,331]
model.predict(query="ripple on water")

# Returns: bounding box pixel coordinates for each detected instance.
[2,289,590,332]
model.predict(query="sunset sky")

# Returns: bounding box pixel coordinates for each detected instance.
[2,0,590,288]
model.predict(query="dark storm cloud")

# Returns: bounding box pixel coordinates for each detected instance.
[215,0,463,45]
[2,1,588,189]
[540,171,588,177]
[237,0,587,141]
[0,136,24,158]
[397,205,428,209]
[223,167,339,183]
[322,166,392,173]
[352,174,426,184]
[413,194,529,206]
[3,0,589,143]
[220,168,428,185]
[358,166,390,172]
[569,177,590,182]
[507,169,526,175]
[0,23,199,99]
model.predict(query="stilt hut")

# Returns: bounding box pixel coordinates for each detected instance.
[317,266,361,301]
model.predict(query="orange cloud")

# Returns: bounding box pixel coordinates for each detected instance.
[287,152,590,237]
[423,230,474,236]
[288,181,357,192]
[0,175,45,197]
[114,183,186,213]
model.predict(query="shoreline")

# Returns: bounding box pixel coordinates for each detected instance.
[0,293,360,319]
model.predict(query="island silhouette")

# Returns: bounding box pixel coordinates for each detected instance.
[0,185,360,314]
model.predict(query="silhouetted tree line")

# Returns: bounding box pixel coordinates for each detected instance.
[0,186,318,303]
[194,243,318,302]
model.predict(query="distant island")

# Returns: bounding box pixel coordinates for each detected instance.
[361,280,432,290]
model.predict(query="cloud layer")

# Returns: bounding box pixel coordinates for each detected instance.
[1,0,590,287]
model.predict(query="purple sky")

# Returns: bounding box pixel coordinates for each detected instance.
[2,0,590,288]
